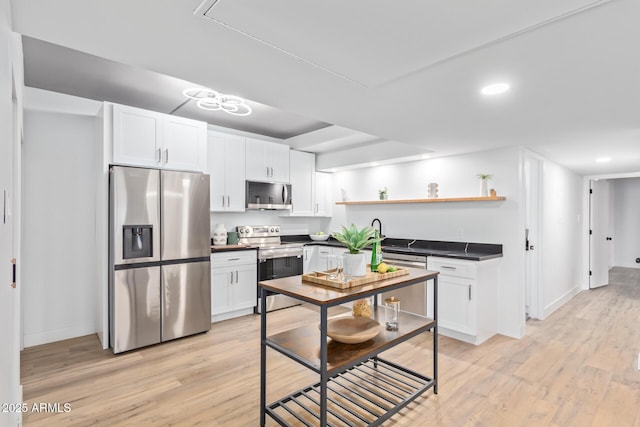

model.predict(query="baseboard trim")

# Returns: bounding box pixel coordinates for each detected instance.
[543,285,581,319]
[24,324,96,348]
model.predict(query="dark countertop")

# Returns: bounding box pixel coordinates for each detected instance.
[210,244,258,253]
[281,235,503,261]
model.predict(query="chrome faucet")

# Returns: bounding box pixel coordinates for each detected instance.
[371,218,382,237]
[408,239,416,248]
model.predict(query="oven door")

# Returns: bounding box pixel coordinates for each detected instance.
[256,255,303,313]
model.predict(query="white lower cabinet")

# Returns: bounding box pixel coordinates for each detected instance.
[303,246,315,274]
[427,256,499,345]
[211,251,257,322]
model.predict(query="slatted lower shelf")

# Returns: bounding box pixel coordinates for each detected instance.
[266,358,434,427]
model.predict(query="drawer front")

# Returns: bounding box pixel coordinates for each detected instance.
[428,256,477,279]
[212,250,257,268]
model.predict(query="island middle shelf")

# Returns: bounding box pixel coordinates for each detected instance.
[267,308,435,375]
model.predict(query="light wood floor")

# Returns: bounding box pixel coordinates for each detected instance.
[21,267,640,426]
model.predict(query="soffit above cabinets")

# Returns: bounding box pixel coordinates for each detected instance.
[196,0,613,88]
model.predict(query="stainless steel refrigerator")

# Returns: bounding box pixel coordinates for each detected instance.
[109,166,211,354]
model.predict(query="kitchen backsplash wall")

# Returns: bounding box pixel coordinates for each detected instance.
[211,211,331,236]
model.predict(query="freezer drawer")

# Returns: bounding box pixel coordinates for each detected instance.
[162,261,211,341]
[111,266,161,353]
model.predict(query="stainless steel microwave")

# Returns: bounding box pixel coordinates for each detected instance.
[245,181,292,210]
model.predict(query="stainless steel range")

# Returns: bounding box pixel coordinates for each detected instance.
[237,225,303,312]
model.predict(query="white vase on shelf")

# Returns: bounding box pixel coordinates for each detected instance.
[213,223,228,246]
[480,179,489,197]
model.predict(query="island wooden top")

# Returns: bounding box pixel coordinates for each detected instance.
[259,267,438,306]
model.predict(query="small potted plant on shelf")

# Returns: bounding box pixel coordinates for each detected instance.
[489,188,497,197]
[332,224,383,277]
[378,186,388,200]
[476,174,493,197]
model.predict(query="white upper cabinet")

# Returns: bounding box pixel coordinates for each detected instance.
[162,115,207,172]
[314,172,333,217]
[245,138,290,183]
[110,103,207,172]
[112,104,163,168]
[207,130,246,212]
[287,150,333,217]
[289,150,315,216]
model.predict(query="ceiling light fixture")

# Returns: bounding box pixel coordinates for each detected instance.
[183,87,252,116]
[596,157,611,163]
[481,83,510,96]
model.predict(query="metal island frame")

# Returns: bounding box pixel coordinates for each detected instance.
[259,267,439,426]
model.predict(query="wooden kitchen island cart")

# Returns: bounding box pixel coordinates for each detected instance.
[259,268,439,426]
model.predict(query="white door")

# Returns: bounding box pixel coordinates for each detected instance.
[524,156,541,319]
[0,68,20,425]
[590,179,611,288]
[208,131,227,211]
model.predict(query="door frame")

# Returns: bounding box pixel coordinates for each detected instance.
[523,153,542,320]
[582,171,640,290]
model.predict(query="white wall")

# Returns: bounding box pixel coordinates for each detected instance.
[539,159,583,317]
[329,147,526,339]
[22,110,97,347]
[613,177,640,268]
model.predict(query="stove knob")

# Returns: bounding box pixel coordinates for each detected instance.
[275,226,280,233]
[270,227,275,233]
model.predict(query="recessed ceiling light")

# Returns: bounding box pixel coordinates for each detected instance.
[370,162,379,167]
[596,157,611,163]
[481,83,510,96]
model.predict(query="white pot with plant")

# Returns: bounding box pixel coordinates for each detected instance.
[477,174,493,197]
[332,224,383,277]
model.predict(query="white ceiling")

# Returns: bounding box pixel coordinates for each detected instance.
[11,0,640,175]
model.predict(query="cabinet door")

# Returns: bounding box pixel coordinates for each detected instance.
[268,142,290,183]
[303,246,315,274]
[224,136,246,212]
[315,172,332,217]
[233,264,257,310]
[245,138,268,181]
[112,104,162,168]
[438,275,476,335]
[211,266,233,315]
[208,131,227,211]
[289,151,315,216]
[163,115,207,172]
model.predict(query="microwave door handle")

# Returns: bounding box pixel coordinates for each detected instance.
[282,185,288,204]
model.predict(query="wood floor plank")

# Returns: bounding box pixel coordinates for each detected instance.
[20,267,640,426]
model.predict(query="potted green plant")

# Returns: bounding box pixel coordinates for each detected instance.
[332,224,383,277]
[476,173,493,197]
[378,186,388,200]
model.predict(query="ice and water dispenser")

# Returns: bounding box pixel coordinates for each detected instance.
[122,225,153,259]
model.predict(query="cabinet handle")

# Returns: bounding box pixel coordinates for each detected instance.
[235,270,238,283]
[156,148,162,163]
[468,284,471,301]
[230,271,234,284]
[222,195,225,207]
[227,195,230,207]
[165,149,169,164]
[441,266,456,270]
[227,258,240,261]
[266,166,269,178]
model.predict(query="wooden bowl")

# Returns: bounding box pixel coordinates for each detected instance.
[323,317,381,344]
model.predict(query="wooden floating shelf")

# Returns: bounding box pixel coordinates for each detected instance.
[336,196,507,205]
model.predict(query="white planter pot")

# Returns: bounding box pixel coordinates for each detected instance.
[213,223,227,246]
[480,179,489,197]
[342,252,366,277]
